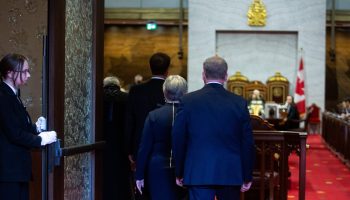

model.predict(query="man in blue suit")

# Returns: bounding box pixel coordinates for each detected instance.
[172,56,255,200]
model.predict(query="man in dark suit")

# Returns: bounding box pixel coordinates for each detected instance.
[283,95,300,130]
[0,53,57,200]
[124,52,170,198]
[172,56,255,200]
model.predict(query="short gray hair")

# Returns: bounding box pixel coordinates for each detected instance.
[203,56,228,80]
[163,75,187,101]
[103,76,120,87]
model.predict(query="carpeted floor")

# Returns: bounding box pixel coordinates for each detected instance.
[288,134,350,199]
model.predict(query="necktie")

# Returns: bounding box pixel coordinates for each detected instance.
[16,93,31,123]
[17,93,24,107]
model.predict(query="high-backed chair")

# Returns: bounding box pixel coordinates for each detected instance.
[307,103,321,134]
[245,80,268,101]
[227,71,249,98]
[266,72,289,104]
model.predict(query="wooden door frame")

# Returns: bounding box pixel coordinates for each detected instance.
[47,0,104,199]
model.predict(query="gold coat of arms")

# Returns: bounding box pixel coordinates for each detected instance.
[247,0,267,26]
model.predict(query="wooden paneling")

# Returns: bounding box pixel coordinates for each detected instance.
[326,28,350,110]
[104,25,188,87]
[48,0,65,199]
[322,112,350,164]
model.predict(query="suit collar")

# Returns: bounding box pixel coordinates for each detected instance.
[206,81,223,85]
[3,81,17,95]
[151,76,166,80]
[204,83,225,89]
[148,78,165,83]
[0,81,17,96]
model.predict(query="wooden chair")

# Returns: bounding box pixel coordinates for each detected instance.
[307,103,321,134]
[245,80,268,101]
[227,71,249,98]
[266,72,289,104]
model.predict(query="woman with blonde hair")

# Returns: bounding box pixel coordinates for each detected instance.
[135,75,187,200]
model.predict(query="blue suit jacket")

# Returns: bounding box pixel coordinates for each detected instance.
[136,103,175,180]
[136,103,179,200]
[172,83,255,185]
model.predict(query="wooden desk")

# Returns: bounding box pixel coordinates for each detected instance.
[266,118,284,130]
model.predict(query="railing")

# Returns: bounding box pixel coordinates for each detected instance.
[322,112,350,163]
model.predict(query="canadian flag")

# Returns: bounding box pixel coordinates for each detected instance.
[294,57,306,116]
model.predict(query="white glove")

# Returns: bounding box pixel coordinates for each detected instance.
[39,131,57,146]
[135,179,144,194]
[36,116,47,132]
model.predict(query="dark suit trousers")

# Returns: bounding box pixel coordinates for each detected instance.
[188,185,240,200]
[0,182,29,200]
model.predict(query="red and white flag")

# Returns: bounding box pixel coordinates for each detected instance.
[294,57,306,116]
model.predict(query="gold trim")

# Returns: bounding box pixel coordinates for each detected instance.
[228,71,249,82]
[267,72,288,83]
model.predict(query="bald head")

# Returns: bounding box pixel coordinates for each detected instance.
[203,56,228,82]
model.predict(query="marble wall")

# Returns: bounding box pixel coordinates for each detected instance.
[64,0,93,199]
[188,0,326,109]
[217,31,297,93]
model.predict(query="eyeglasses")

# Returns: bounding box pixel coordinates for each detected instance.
[14,69,30,74]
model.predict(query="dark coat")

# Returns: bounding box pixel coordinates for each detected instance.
[103,85,128,156]
[286,104,300,129]
[172,83,255,185]
[125,78,165,158]
[103,85,132,200]
[136,103,180,200]
[0,82,41,182]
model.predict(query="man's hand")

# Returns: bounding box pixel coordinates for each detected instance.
[240,181,252,192]
[135,179,144,194]
[176,177,184,187]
